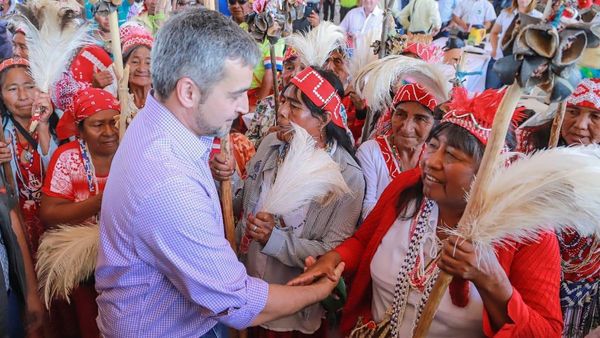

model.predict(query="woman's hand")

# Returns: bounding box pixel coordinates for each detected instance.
[92,69,114,89]
[246,212,276,246]
[209,152,235,181]
[0,137,12,164]
[287,251,342,286]
[32,92,53,126]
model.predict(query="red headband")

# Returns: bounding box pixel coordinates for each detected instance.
[0,57,29,74]
[567,78,600,111]
[290,67,344,129]
[393,83,438,112]
[283,47,298,62]
[56,88,120,140]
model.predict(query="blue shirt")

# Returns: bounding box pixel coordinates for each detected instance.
[438,0,457,23]
[95,94,269,337]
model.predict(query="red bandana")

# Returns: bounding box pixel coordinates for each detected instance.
[403,42,443,64]
[283,47,298,62]
[392,83,438,112]
[0,57,29,74]
[290,67,344,129]
[567,78,600,111]
[120,24,154,56]
[70,45,113,86]
[56,88,120,140]
[443,87,525,146]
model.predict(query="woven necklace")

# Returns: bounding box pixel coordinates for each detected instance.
[10,128,43,205]
[78,139,99,194]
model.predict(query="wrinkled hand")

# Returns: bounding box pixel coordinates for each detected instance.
[246,212,276,246]
[287,251,341,286]
[92,69,114,89]
[438,236,509,290]
[0,138,12,164]
[209,152,235,182]
[308,12,320,27]
[32,92,53,126]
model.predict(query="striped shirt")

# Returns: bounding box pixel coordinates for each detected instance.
[95,93,268,337]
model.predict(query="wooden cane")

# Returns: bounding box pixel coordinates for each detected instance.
[118,65,131,141]
[378,0,391,59]
[412,83,524,338]
[108,11,124,81]
[269,43,280,114]
[548,101,567,148]
[220,134,238,253]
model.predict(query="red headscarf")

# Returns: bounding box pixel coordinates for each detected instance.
[392,83,438,112]
[56,87,120,140]
[70,45,113,86]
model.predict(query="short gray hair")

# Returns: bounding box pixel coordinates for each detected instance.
[151,9,260,100]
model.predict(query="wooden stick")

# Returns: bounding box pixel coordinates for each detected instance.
[108,11,124,81]
[269,43,280,114]
[220,135,237,253]
[548,101,566,148]
[378,0,390,59]
[118,65,131,141]
[412,83,523,338]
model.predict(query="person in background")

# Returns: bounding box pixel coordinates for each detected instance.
[486,0,541,89]
[322,0,336,22]
[436,0,458,37]
[92,9,112,51]
[85,0,133,26]
[120,23,153,109]
[229,0,251,28]
[11,28,27,60]
[397,0,441,35]
[339,0,358,21]
[339,0,383,40]
[451,0,496,31]
[133,0,171,35]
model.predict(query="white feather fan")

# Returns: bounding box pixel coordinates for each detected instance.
[354,54,451,113]
[260,123,351,215]
[454,145,600,260]
[36,222,99,309]
[348,29,380,82]
[285,21,346,68]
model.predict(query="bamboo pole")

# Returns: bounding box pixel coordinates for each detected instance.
[378,0,390,59]
[108,11,124,81]
[412,83,524,338]
[548,101,567,148]
[269,43,280,114]
[118,65,130,141]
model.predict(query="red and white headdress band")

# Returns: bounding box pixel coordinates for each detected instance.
[290,67,344,129]
[0,57,29,74]
[120,23,154,56]
[567,78,600,111]
[393,83,438,112]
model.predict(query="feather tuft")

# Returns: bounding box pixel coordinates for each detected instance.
[348,29,380,82]
[36,222,99,309]
[451,145,600,262]
[285,21,346,67]
[261,123,352,215]
[354,54,451,113]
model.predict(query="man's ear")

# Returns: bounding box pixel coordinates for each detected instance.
[175,77,200,109]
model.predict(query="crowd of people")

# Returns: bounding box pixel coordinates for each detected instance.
[0,0,597,338]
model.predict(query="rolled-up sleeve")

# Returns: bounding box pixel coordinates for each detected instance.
[133,175,268,329]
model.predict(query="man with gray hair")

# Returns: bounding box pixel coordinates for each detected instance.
[95,9,344,337]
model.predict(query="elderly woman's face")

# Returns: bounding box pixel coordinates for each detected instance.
[420,130,479,210]
[282,58,303,86]
[80,109,119,157]
[391,101,434,151]
[324,50,349,88]
[561,105,600,145]
[127,46,152,88]
[1,67,37,120]
[12,32,28,60]
[277,85,326,143]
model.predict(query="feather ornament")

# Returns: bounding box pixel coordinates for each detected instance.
[285,21,346,67]
[36,222,99,309]
[348,29,380,82]
[260,123,351,215]
[452,145,600,262]
[354,54,451,113]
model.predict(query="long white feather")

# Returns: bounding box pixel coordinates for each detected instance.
[285,21,346,67]
[261,124,351,215]
[454,146,600,259]
[354,54,451,113]
[348,29,379,82]
[36,222,99,309]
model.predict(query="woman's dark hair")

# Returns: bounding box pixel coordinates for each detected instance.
[395,121,517,219]
[296,67,357,159]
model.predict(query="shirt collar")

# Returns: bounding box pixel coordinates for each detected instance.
[362,5,382,17]
[143,92,214,166]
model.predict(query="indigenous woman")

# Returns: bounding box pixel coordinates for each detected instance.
[357,83,439,216]
[40,87,120,338]
[0,57,57,256]
[241,67,365,337]
[120,23,153,109]
[291,88,563,337]
[517,78,600,337]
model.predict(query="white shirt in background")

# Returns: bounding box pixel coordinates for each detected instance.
[340,6,384,37]
[453,0,496,28]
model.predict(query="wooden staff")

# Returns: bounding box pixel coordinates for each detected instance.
[118,65,131,140]
[220,134,237,253]
[548,101,567,148]
[412,83,524,338]
[270,43,280,113]
[108,10,124,80]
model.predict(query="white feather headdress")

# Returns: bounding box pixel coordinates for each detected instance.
[453,145,600,262]
[36,222,99,309]
[285,21,346,67]
[348,29,380,83]
[260,123,351,215]
[354,54,451,113]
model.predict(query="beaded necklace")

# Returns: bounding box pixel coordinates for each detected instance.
[10,128,43,206]
[78,139,99,194]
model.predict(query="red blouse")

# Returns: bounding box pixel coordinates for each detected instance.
[334,168,563,337]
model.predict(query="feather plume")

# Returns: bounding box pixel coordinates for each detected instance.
[354,54,451,113]
[36,222,99,309]
[261,123,351,215]
[285,21,346,67]
[348,29,380,82]
[454,145,600,261]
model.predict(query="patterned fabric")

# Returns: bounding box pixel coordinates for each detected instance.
[211,133,257,179]
[0,57,28,74]
[374,136,401,179]
[392,83,438,112]
[283,47,298,62]
[560,279,599,338]
[56,88,120,140]
[291,67,344,129]
[95,93,268,337]
[567,78,600,111]
[246,95,277,148]
[403,42,444,64]
[42,140,108,204]
[120,23,154,56]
